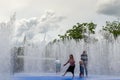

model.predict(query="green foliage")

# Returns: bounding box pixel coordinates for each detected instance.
[52,39,60,43]
[102,21,120,39]
[58,22,96,41]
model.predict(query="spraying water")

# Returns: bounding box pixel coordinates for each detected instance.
[0,11,120,80]
[19,36,120,76]
[0,13,15,80]
[0,11,64,80]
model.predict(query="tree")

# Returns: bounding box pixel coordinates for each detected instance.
[102,20,120,39]
[58,22,96,41]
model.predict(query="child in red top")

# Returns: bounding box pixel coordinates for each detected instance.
[63,54,75,78]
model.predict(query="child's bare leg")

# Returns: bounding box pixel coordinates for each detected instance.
[72,73,74,78]
[62,71,67,76]
[80,74,84,78]
[79,73,81,77]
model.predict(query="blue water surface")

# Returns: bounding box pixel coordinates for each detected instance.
[13,76,88,80]
[13,74,120,80]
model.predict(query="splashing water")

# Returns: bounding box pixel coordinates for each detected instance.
[0,11,120,80]
[0,13,15,80]
[0,11,64,80]
[20,37,120,76]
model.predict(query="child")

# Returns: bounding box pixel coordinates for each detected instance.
[79,60,84,77]
[55,59,61,73]
[63,54,75,78]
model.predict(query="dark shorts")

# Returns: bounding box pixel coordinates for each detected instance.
[66,65,75,74]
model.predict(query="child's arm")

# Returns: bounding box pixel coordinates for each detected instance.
[79,61,81,65]
[63,60,69,66]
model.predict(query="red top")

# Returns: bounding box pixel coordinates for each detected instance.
[69,59,75,66]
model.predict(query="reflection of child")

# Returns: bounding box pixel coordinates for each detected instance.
[55,59,61,73]
[79,60,84,77]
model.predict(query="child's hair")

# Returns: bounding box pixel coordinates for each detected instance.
[69,54,74,59]
[79,60,83,65]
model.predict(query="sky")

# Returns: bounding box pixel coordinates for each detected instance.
[0,0,120,44]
